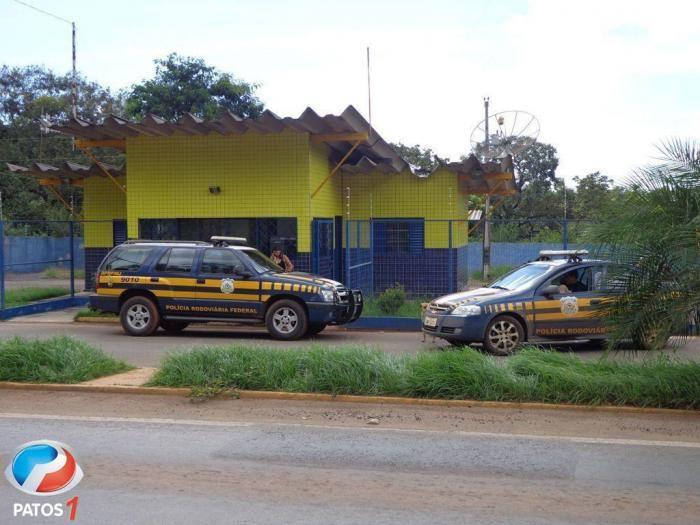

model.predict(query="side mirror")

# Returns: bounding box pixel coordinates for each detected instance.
[541,285,559,297]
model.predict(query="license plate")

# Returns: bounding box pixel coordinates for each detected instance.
[424,315,437,328]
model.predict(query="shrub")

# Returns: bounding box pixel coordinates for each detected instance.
[376,284,406,315]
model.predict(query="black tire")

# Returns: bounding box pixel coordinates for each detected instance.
[160,320,189,333]
[120,296,160,336]
[265,299,308,340]
[306,323,327,337]
[483,315,525,355]
[445,339,467,348]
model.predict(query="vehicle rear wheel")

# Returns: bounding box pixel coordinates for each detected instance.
[266,299,308,340]
[306,323,326,337]
[120,296,160,336]
[483,315,524,355]
[160,320,189,333]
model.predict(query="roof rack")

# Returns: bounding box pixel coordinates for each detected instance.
[122,239,209,245]
[210,236,248,247]
[537,249,589,263]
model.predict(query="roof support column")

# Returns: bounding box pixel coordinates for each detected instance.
[78,145,127,194]
[311,139,363,200]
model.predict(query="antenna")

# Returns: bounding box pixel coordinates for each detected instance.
[470,109,539,161]
[14,0,77,119]
[366,46,372,138]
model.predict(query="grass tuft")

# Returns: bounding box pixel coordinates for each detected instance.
[149,344,700,409]
[0,336,133,383]
[5,287,69,308]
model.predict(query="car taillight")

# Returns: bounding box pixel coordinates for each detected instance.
[95,272,101,289]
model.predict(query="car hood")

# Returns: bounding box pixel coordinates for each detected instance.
[278,272,344,290]
[432,287,513,306]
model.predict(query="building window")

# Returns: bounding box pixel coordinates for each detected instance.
[138,218,297,256]
[373,220,424,256]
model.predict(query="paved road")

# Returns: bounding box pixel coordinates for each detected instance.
[0,393,699,525]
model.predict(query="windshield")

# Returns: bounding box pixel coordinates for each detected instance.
[241,248,284,273]
[489,264,552,291]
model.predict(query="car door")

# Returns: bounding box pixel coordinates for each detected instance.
[151,246,199,318]
[532,265,607,339]
[195,248,264,319]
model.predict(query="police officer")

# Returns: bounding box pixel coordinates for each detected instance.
[270,243,294,272]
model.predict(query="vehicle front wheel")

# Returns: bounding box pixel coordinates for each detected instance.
[483,315,524,355]
[160,320,189,333]
[120,296,160,336]
[265,300,308,340]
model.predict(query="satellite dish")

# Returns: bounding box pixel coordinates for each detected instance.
[470,110,539,161]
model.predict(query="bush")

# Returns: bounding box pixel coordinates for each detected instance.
[149,344,700,409]
[0,336,132,383]
[376,284,406,315]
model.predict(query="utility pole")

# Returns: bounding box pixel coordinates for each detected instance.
[14,1,76,118]
[482,97,491,282]
[71,21,77,119]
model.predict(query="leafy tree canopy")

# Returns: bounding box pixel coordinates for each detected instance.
[0,65,122,227]
[123,53,264,121]
[391,142,448,173]
[512,141,559,192]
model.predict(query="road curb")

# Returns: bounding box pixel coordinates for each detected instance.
[0,380,697,416]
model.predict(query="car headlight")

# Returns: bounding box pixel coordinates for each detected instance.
[320,289,335,302]
[451,304,482,316]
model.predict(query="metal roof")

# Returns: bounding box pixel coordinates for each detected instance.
[6,161,124,182]
[50,105,410,174]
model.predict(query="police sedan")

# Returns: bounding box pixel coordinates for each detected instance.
[422,250,612,354]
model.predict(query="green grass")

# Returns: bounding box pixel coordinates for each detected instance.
[149,345,700,409]
[0,336,133,383]
[5,287,69,308]
[42,267,85,279]
[362,297,429,318]
[74,308,117,319]
[469,264,515,283]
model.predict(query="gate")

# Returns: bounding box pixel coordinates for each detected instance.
[311,218,335,279]
[344,220,373,294]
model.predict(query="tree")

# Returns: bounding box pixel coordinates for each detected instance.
[390,142,448,174]
[124,53,264,121]
[571,172,621,220]
[512,142,559,192]
[494,141,560,220]
[0,65,122,225]
[588,140,699,350]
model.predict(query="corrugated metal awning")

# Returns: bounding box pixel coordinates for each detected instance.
[6,161,124,184]
[50,105,409,175]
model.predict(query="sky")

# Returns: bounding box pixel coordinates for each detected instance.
[2,0,699,183]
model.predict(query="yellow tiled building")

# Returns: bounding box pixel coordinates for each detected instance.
[13,106,515,294]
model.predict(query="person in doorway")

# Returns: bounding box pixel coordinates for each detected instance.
[270,244,294,272]
[558,270,587,293]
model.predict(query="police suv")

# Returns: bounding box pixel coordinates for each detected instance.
[90,237,363,340]
[422,250,614,354]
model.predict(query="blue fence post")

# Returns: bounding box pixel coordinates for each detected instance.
[369,219,374,296]
[345,220,350,289]
[448,220,454,292]
[69,220,75,297]
[0,220,4,310]
[562,219,569,250]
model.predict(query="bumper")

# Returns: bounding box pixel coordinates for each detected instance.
[421,312,489,342]
[308,289,363,325]
[89,294,119,314]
